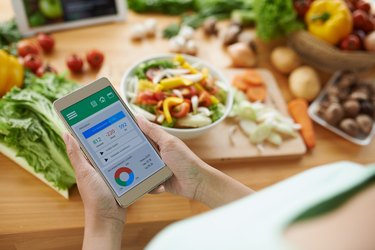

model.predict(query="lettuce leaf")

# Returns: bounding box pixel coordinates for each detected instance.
[0,73,78,190]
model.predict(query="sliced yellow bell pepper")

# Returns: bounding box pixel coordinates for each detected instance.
[201,68,209,80]
[181,62,198,74]
[163,97,184,124]
[174,54,185,65]
[138,79,156,91]
[305,0,352,45]
[210,95,219,105]
[159,77,193,90]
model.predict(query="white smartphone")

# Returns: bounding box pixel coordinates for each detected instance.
[54,77,172,207]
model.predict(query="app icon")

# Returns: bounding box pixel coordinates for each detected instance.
[99,96,106,103]
[90,100,98,107]
[66,111,77,120]
[107,92,114,99]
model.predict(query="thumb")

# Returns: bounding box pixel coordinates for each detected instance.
[136,115,171,145]
[63,133,94,179]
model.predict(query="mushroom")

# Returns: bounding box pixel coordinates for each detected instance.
[144,18,157,37]
[339,118,360,137]
[222,23,242,46]
[130,23,145,41]
[203,17,218,36]
[324,103,344,125]
[356,114,373,134]
[343,100,360,117]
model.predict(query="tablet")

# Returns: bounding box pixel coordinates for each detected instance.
[12,0,126,36]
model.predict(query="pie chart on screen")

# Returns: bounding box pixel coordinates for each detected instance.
[114,167,134,186]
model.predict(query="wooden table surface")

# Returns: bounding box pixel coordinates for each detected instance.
[1,1,375,249]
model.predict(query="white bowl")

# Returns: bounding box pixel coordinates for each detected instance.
[120,54,233,140]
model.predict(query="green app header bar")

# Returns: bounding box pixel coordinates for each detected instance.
[61,86,119,126]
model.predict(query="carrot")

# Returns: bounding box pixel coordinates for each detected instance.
[288,98,316,150]
[246,85,267,102]
[242,70,264,86]
[232,74,249,92]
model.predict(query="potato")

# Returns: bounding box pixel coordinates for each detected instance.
[289,66,321,101]
[271,47,301,74]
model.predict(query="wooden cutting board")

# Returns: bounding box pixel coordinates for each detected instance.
[184,68,307,162]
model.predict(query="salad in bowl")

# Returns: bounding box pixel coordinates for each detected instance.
[121,54,233,139]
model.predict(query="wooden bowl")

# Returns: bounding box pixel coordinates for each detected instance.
[288,31,375,73]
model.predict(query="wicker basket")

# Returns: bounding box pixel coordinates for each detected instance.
[288,31,375,73]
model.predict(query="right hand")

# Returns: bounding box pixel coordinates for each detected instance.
[136,116,208,200]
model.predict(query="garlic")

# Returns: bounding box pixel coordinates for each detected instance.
[144,18,157,37]
[184,40,198,55]
[169,36,186,53]
[130,23,145,41]
[179,26,195,40]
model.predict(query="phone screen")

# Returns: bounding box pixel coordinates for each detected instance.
[60,86,165,197]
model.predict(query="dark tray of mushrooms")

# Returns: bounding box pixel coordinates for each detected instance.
[308,71,375,145]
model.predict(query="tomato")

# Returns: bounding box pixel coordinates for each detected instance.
[171,101,190,118]
[353,10,369,30]
[340,34,362,51]
[23,54,42,73]
[66,54,84,73]
[36,64,57,77]
[198,91,212,107]
[293,0,313,18]
[356,0,371,13]
[137,91,158,105]
[17,41,39,57]
[37,33,55,53]
[86,49,104,69]
[180,86,198,98]
[154,91,166,101]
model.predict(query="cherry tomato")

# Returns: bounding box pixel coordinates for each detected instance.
[17,41,39,57]
[198,91,212,107]
[353,10,369,30]
[340,34,362,51]
[137,91,158,105]
[23,54,42,73]
[181,86,198,98]
[293,0,313,18]
[356,0,371,13]
[154,91,166,101]
[86,49,104,69]
[171,101,190,118]
[37,33,55,53]
[66,54,84,73]
[36,64,57,77]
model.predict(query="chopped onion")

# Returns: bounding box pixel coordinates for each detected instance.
[156,114,165,124]
[180,73,203,82]
[153,71,167,84]
[165,69,190,75]
[131,105,156,121]
[191,95,198,114]
[172,89,183,99]
[197,107,211,116]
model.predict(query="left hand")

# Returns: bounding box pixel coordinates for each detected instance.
[63,133,126,224]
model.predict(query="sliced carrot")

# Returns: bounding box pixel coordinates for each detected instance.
[288,98,316,150]
[242,70,264,86]
[232,74,249,92]
[246,85,267,102]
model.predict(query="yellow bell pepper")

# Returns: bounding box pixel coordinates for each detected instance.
[138,79,156,91]
[163,97,183,124]
[0,50,24,96]
[159,77,193,90]
[174,54,185,65]
[305,0,352,45]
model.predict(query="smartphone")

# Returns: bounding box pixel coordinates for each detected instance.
[54,77,172,207]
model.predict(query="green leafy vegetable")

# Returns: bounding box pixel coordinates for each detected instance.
[0,19,22,55]
[253,0,303,41]
[128,0,194,15]
[135,60,176,79]
[0,73,79,191]
[139,104,157,114]
[209,103,225,122]
[162,117,177,128]
[162,23,181,39]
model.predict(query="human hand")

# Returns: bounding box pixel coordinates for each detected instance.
[63,133,126,224]
[136,116,208,200]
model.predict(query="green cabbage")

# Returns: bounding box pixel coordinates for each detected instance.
[0,73,78,190]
